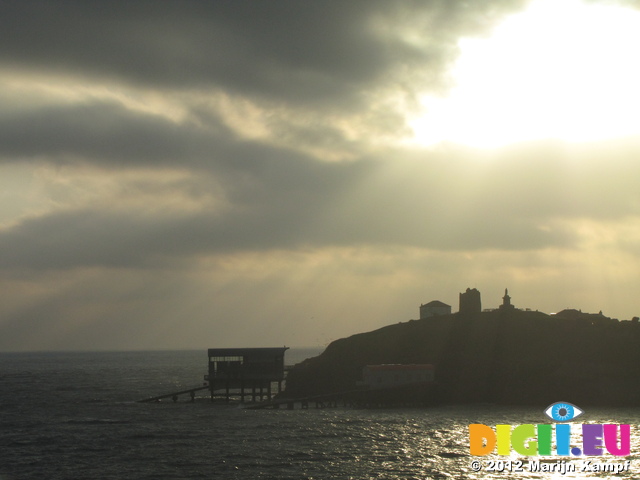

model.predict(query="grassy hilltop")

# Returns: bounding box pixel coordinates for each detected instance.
[284,309,640,406]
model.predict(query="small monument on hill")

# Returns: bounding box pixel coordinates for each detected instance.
[499,288,515,310]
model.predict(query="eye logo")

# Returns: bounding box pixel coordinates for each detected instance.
[544,402,584,422]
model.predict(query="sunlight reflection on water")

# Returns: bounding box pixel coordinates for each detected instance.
[1,351,638,479]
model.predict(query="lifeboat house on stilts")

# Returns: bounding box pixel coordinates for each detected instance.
[205,347,288,403]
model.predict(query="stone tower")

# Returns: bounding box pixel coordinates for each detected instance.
[459,288,481,314]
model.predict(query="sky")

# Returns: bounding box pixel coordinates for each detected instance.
[2,0,640,352]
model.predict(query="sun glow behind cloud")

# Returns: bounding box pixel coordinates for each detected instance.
[3,1,640,352]
[411,0,640,148]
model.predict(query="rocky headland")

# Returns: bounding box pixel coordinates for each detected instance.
[284,309,640,406]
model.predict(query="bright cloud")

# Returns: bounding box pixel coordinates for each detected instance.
[411,0,640,147]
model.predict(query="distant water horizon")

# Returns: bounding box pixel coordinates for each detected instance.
[0,345,326,352]
[0,346,325,362]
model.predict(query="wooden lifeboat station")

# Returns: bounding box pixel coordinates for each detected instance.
[206,347,288,403]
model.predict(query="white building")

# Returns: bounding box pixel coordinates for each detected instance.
[419,300,451,319]
[361,364,435,389]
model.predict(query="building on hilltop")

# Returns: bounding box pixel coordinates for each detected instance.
[554,308,588,319]
[419,300,451,319]
[459,288,481,314]
[553,309,615,325]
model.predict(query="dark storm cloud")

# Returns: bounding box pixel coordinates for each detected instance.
[0,100,356,191]
[2,0,638,273]
[0,187,569,272]
[0,103,217,165]
[2,85,640,272]
[0,0,528,107]
[11,137,640,271]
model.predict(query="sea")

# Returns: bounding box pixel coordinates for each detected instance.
[1,349,638,480]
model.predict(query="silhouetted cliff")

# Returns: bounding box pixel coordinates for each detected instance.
[284,310,640,406]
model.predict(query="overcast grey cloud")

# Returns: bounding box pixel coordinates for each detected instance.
[5,138,640,271]
[1,0,640,351]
